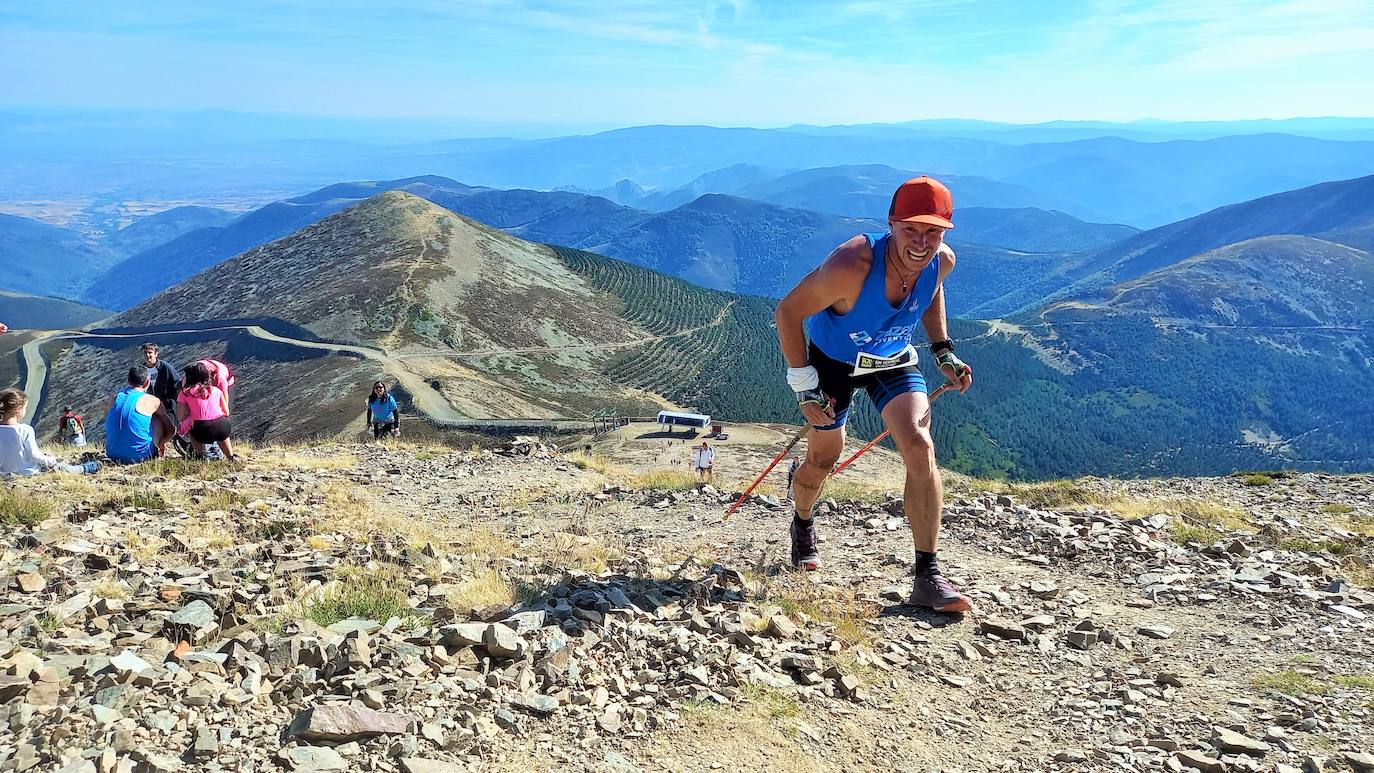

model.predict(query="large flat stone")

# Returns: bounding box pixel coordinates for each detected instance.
[287,704,416,742]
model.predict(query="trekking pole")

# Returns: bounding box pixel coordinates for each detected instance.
[723,423,810,521]
[831,382,955,476]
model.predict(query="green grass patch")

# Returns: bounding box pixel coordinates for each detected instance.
[35,612,60,633]
[305,566,422,628]
[1279,538,1356,556]
[1322,503,1355,514]
[1252,670,1330,696]
[0,489,55,527]
[1241,474,1276,486]
[1335,675,1374,691]
[99,490,169,512]
[1171,523,1216,545]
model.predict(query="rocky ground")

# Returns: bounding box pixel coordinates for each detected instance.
[1,436,1372,772]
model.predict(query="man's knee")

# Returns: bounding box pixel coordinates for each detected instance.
[804,453,840,473]
[900,431,936,469]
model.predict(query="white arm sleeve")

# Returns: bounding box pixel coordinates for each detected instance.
[22,426,60,469]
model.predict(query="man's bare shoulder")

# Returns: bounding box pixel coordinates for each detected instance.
[820,234,874,280]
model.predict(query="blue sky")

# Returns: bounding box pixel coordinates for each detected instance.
[2,0,1372,131]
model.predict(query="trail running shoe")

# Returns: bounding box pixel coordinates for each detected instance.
[172,435,194,459]
[790,517,821,571]
[907,558,973,613]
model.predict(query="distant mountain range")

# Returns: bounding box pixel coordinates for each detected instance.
[7,117,1374,228]
[70,175,1127,313]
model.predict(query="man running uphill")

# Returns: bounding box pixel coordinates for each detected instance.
[774,176,974,613]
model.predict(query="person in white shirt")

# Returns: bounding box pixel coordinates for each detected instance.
[0,389,100,477]
[692,441,715,483]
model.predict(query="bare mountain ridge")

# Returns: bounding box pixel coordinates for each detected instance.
[1057,235,1374,328]
[107,191,698,424]
[982,173,1374,316]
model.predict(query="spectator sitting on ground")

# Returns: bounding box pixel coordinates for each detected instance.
[0,389,100,477]
[365,381,400,441]
[176,362,236,461]
[105,367,175,464]
[59,405,87,446]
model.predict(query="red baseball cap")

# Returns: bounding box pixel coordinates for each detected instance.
[888,176,954,229]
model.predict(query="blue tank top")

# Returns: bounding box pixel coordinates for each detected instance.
[808,232,941,364]
[105,388,154,463]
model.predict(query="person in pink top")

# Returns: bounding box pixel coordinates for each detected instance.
[175,362,237,461]
[196,358,235,410]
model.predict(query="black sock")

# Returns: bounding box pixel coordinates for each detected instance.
[793,513,813,530]
[914,550,937,571]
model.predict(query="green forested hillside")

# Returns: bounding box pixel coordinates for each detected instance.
[552,245,793,422]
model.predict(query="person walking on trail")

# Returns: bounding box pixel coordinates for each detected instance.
[105,367,176,464]
[773,175,974,613]
[59,405,87,446]
[176,362,237,461]
[365,381,400,441]
[0,390,100,477]
[693,441,715,482]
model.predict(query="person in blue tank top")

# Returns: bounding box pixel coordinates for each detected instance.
[774,176,975,613]
[104,367,176,464]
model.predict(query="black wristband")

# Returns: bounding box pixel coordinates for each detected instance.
[931,339,955,356]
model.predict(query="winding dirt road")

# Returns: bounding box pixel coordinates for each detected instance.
[17,306,737,428]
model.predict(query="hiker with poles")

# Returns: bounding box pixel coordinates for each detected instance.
[771,176,974,613]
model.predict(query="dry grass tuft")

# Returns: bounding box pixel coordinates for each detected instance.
[549,532,621,573]
[140,458,241,481]
[448,568,517,609]
[565,450,616,475]
[91,577,131,600]
[179,519,235,549]
[308,483,448,549]
[255,448,359,471]
[453,524,516,561]
[0,489,55,527]
[98,489,171,513]
[124,530,169,562]
[626,469,698,492]
[822,479,891,505]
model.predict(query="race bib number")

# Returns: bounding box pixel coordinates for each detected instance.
[851,344,919,376]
